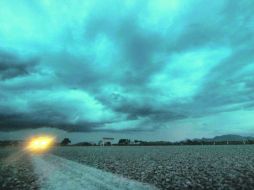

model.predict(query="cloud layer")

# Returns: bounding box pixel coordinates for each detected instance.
[0,0,254,133]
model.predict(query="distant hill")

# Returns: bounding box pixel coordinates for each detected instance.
[199,135,254,142]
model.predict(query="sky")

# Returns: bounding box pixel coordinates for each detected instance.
[0,0,254,143]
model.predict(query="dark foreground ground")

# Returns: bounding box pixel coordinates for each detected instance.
[1,145,254,189]
[0,147,38,190]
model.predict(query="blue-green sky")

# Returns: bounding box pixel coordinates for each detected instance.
[0,0,254,142]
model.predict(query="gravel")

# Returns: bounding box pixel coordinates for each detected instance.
[1,145,254,190]
[0,147,39,190]
[52,145,254,190]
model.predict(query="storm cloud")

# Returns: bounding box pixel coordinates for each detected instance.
[0,0,254,135]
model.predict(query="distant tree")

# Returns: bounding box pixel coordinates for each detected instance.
[60,138,71,146]
[118,139,130,145]
[104,141,111,146]
[134,140,143,144]
[73,142,92,146]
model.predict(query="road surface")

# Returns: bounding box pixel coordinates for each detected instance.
[31,154,157,190]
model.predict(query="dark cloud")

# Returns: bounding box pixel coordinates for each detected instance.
[0,111,103,132]
[0,51,38,80]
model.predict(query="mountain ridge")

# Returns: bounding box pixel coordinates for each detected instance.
[195,134,254,142]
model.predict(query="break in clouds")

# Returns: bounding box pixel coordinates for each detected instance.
[0,0,254,134]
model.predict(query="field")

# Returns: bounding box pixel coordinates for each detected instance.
[0,147,38,190]
[1,145,254,189]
